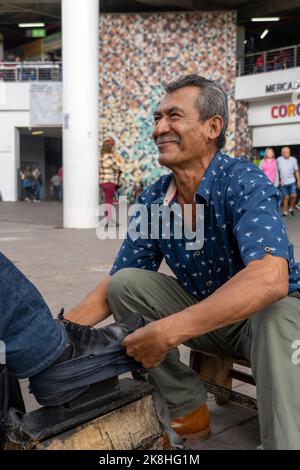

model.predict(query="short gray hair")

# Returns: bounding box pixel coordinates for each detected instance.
[164,74,228,149]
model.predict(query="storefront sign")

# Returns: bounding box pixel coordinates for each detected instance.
[235,67,300,101]
[31,29,46,38]
[271,102,300,118]
[266,81,300,93]
[248,97,300,126]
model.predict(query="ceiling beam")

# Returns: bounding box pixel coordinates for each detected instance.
[238,0,300,17]
[137,0,195,8]
[136,0,236,10]
[0,2,61,19]
[212,0,249,6]
[0,0,60,4]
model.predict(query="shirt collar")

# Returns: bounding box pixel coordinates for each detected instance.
[162,150,225,205]
[162,176,177,205]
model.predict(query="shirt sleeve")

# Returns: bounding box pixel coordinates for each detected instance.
[293,157,299,171]
[110,200,163,275]
[226,162,291,267]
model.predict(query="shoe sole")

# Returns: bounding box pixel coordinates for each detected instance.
[163,427,211,448]
[180,427,211,441]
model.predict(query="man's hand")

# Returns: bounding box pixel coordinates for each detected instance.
[123,321,171,369]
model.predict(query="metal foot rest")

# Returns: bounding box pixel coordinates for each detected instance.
[4,378,163,450]
[189,350,257,411]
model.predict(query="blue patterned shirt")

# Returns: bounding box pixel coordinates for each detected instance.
[110,151,300,299]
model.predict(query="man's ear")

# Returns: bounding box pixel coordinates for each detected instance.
[208,115,223,142]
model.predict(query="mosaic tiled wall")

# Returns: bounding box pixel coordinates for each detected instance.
[99,12,237,200]
[235,101,252,157]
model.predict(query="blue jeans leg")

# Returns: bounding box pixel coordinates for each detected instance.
[34,183,41,200]
[0,252,68,378]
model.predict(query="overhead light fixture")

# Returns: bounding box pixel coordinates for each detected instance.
[243,40,247,44]
[18,22,45,28]
[32,130,44,136]
[260,29,269,39]
[251,17,280,22]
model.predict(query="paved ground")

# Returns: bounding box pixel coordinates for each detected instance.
[1,201,300,450]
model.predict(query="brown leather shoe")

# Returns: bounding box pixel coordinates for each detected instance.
[163,404,211,448]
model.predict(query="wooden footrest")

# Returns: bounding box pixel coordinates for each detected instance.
[4,378,163,450]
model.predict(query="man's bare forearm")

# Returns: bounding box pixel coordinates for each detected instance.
[65,276,111,325]
[161,255,289,349]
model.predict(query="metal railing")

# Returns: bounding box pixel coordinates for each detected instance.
[237,44,300,76]
[0,62,62,82]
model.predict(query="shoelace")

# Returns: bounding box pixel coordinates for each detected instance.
[57,308,97,334]
[56,309,130,347]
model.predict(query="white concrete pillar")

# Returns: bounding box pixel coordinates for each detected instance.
[62,0,99,228]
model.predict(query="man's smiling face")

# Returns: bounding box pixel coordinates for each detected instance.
[152,86,212,170]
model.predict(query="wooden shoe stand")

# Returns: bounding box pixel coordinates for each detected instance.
[189,350,257,411]
[4,378,163,450]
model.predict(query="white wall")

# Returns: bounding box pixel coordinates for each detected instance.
[0,111,30,201]
[0,83,29,201]
[0,82,29,110]
[253,122,300,147]
[0,82,63,201]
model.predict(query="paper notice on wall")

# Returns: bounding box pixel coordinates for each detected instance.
[30,82,62,126]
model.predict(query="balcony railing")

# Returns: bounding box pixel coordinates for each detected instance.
[0,62,62,82]
[237,44,300,76]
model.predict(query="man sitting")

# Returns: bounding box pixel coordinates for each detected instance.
[66,75,300,450]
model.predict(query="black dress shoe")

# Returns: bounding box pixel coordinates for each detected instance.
[29,310,145,406]
[55,309,141,359]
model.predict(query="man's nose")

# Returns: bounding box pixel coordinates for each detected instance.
[152,116,171,139]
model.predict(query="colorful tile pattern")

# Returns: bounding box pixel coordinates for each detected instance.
[235,100,252,157]
[99,12,238,200]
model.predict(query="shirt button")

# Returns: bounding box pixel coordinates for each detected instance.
[206,280,213,287]
[194,251,201,256]
[264,246,271,253]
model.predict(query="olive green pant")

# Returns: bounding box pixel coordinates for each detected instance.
[107,268,300,450]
